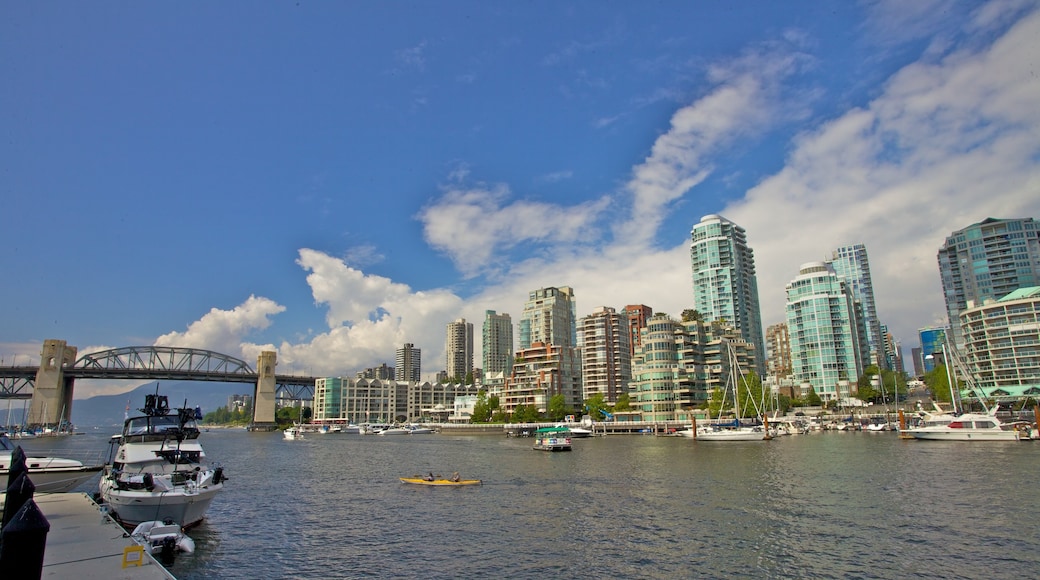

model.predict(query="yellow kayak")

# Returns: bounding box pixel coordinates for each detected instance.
[399,477,482,486]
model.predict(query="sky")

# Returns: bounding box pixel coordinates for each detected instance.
[3,1,1040,399]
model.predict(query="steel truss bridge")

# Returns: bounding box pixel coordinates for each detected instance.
[0,346,316,427]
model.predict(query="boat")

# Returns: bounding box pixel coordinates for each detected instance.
[359,422,392,435]
[902,407,1020,441]
[554,424,592,438]
[130,518,195,566]
[696,342,771,441]
[901,340,1020,442]
[98,391,227,529]
[0,432,104,493]
[377,425,411,435]
[283,425,305,440]
[400,474,482,486]
[532,427,572,451]
[406,424,434,435]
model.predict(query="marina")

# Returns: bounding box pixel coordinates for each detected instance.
[6,422,1039,579]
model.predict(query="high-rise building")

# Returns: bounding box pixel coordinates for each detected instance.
[518,286,577,349]
[507,286,581,412]
[785,262,865,402]
[578,306,632,403]
[622,304,653,357]
[482,310,513,378]
[938,217,1040,349]
[765,322,792,379]
[829,243,885,369]
[356,363,394,380]
[395,343,421,383]
[690,214,766,375]
[918,326,948,374]
[445,318,474,382]
[960,287,1040,389]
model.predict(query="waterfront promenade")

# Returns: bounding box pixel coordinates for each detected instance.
[5,492,174,579]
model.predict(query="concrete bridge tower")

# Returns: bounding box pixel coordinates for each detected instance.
[252,350,278,430]
[28,339,78,427]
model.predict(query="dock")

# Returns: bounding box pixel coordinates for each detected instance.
[6,492,175,579]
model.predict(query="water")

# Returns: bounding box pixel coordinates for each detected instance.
[22,429,1040,579]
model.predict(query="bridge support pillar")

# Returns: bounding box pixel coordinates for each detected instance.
[251,351,278,431]
[28,340,77,428]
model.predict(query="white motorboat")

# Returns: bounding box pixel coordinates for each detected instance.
[406,424,434,435]
[377,425,411,435]
[283,426,305,440]
[99,392,226,529]
[131,518,195,566]
[1,432,104,493]
[901,409,1020,441]
[554,424,591,438]
[359,423,391,435]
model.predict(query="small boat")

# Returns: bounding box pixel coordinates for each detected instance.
[1,432,104,493]
[406,424,434,435]
[98,390,227,530]
[400,475,482,486]
[131,518,195,566]
[359,423,392,435]
[283,426,305,440]
[554,424,591,438]
[901,409,1020,441]
[377,425,411,435]
[533,427,572,451]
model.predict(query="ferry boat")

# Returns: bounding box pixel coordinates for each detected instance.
[99,392,226,529]
[532,426,572,451]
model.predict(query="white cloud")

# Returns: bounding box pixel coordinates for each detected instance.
[725,5,1040,346]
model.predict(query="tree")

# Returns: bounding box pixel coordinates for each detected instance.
[547,394,569,421]
[614,393,631,411]
[924,364,954,404]
[681,309,703,322]
[805,387,822,406]
[512,404,541,423]
[584,393,608,420]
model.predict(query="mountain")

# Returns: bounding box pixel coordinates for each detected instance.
[68,381,252,428]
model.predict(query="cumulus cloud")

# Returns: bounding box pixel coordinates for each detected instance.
[154,295,286,355]
[418,184,612,276]
[725,4,1040,343]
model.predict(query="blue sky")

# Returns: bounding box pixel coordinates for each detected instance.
[3,1,1039,398]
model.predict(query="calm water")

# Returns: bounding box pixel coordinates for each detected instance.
[22,429,1040,579]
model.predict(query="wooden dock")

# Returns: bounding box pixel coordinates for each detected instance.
[6,492,175,579]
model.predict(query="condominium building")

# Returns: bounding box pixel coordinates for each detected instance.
[312,377,479,424]
[622,304,653,357]
[445,318,474,382]
[395,343,421,383]
[829,243,886,369]
[518,286,577,349]
[785,262,865,402]
[960,287,1040,390]
[765,322,792,379]
[578,306,632,403]
[690,214,766,375]
[938,217,1040,349]
[503,342,582,414]
[482,310,514,378]
[628,313,755,422]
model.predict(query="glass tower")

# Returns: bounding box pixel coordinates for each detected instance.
[690,214,766,375]
[829,243,885,369]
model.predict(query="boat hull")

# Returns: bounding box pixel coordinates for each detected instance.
[696,428,770,441]
[399,477,482,486]
[902,429,1020,441]
[100,478,224,529]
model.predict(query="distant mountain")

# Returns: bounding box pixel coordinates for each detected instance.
[69,381,252,429]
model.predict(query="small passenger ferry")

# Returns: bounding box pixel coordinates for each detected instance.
[532,426,572,451]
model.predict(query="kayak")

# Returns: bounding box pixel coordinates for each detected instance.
[399,477,482,486]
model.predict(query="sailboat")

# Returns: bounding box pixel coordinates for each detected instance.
[697,342,771,441]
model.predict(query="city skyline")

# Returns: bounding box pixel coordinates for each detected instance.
[4,2,1040,398]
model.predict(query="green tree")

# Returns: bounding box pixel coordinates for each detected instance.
[614,393,631,411]
[512,404,541,423]
[924,364,954,404]
[805,387,822,406]
[547,394,569,421]
[584,393,608,420]
[681,309,703,322]
[470,393,492,423]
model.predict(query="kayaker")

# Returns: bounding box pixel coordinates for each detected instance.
[450,472,460,482]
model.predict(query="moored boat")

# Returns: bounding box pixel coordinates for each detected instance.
[901,409,1020,441]
[131,518,196,566]
[1,432,104,493]
[98,391,226,529]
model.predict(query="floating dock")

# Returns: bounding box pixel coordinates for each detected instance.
[17,492,175,579]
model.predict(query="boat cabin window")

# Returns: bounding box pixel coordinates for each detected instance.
[125,415,198,436]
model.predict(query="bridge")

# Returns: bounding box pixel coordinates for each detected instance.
[0,339,318,431]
